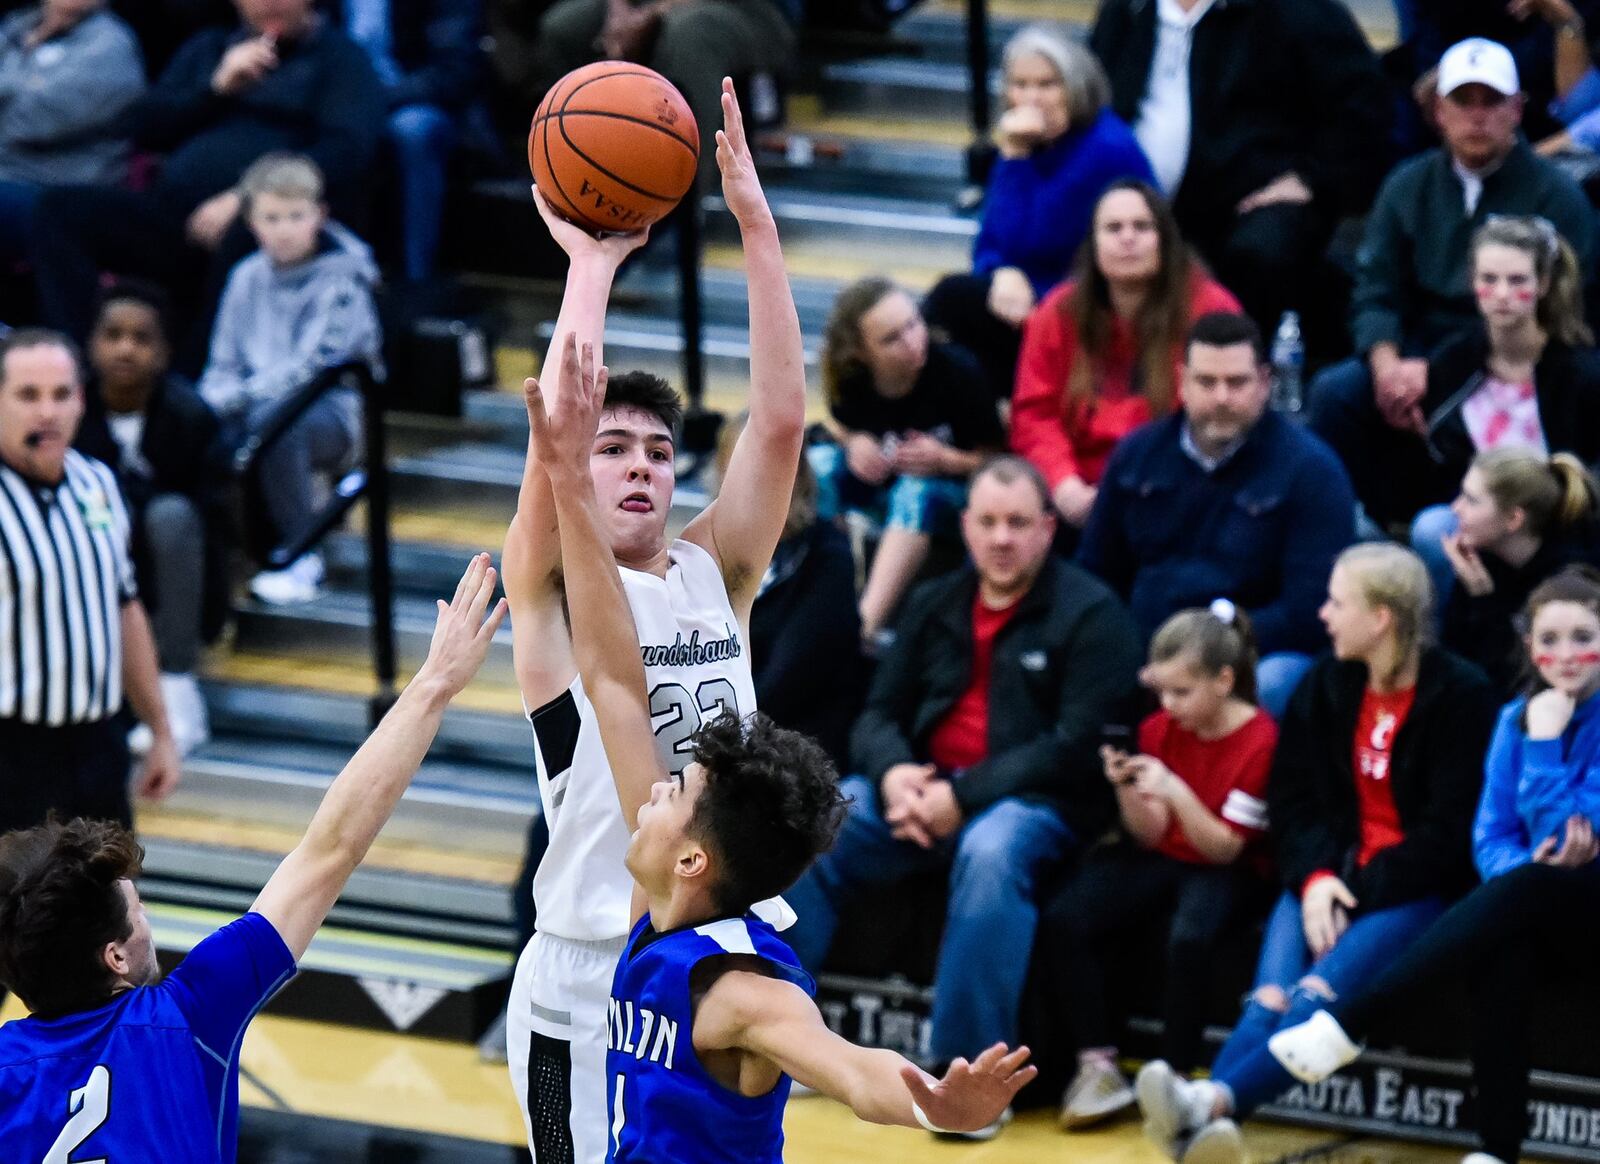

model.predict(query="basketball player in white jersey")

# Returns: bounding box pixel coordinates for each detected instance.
[502,80,807,1162]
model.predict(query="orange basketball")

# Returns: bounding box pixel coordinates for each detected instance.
[529,62,700,234]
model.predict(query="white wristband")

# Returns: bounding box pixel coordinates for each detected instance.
[911,1100,954,1135]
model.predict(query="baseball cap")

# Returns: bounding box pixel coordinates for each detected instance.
[1437,38,1520,99]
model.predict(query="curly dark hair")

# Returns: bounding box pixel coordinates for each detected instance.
[687,712,845,915]
[603,370,684,439]
[0,818,144,1017]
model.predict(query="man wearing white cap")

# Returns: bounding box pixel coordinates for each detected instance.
[1308,36,1597,532]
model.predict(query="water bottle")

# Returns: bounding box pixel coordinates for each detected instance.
[1271,311,1305,414]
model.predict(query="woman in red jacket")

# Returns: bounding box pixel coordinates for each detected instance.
[1011,181,1238,528]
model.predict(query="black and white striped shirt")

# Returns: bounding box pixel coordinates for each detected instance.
[0,450,137,725]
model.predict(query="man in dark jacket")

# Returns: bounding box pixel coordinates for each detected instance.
[332,0,482,281]
[29,0,385,365]
[1308,37,1598,529]
[1079,312,1355,718]
[1090,0,1389,338]
[74,280,231,757]
[784,456,1142,1139]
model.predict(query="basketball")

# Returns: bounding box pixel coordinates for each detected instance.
[529,62,700,234]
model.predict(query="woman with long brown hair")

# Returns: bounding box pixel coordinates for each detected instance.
[1010,181,1238,527]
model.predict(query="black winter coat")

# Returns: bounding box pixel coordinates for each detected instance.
[1268,648,1498,911]
[851,556,1143,835]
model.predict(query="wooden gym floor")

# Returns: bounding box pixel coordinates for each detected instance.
[1,993,1467,1162]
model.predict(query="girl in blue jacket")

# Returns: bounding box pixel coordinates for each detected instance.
[1264,564,1600,1164]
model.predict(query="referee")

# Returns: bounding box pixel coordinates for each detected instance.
[0,328,180,836]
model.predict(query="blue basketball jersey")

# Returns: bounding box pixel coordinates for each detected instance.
[605,913,813,1164]
[0,911,296,1162]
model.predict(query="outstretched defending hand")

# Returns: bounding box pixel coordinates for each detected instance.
[417,553,508,697]
[716,77,774,230]
[530,185,650,270]
[526,332,608,479]
[898,1043,1037,1132]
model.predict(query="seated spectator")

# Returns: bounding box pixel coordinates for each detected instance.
[198,153,381,606]
[74,281,230,757]
[1078,312,1355,718]
[921,26,1153,401]
[783,456,1143,1143]
[1406,215,1600,549]
[1134,544,1498,1163]
[812,278,1004,644]
[1264,566,1600,1164]
[1089,0,1389,339]
[1437,450,1600,693]
[1405,0,1600,147]
[30,0,385,366]
[0,0,144,265]
[1308,39,1598,531]
[1011,181,1239,529]
[1045,602,1275,1130]
[338,0,482,283]
[713,412,862,769]
[526,0,793,180]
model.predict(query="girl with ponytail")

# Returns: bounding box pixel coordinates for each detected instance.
[1440,448,1600,692]
[1409,217,1600,593]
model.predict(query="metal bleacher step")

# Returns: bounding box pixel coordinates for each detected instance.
[202,663,529,763]
[534,311,818,384]
[705,188,975,274]
[817,55,997,120]
[146,898,511,1041]
[231,589,517,684]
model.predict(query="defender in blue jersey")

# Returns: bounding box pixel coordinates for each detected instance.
[526,319,1039,1162]
[0,554,507,1162]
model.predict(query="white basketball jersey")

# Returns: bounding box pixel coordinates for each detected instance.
[527,539,757,942]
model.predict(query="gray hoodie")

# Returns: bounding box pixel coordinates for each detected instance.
[199,221,383,445]
[0,7,145,186]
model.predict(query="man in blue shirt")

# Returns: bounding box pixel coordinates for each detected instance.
[0,552,506,1161]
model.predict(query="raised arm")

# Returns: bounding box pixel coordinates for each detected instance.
[683,79,806,620]
[502,191,647,709]
[526,336,662,832]
[251,556,506,959]
[697,969,1035,1132]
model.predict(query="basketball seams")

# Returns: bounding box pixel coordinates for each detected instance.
[529,61,698,232]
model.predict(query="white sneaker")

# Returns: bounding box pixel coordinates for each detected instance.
[1462,1154,1510,1163]
[1137,1062,1217,1159]
[1060,1058,1135,1129]
[250,553,324,606]
[160,672,210,757]
[934,1106,1012,1142]
[1181,1118,1245,1164]
[1268,1009,1361,1083]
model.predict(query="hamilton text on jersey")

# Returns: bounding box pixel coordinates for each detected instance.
[607,997,680,1069]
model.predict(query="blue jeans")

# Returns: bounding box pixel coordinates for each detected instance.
[1257,652,1314,720]
[1210,890,1444,1117]
[808,441,967,536]
[783,774,1074,1062]
[1409,503,1458,625]
[0,179,41,268]
[389,103,457,281]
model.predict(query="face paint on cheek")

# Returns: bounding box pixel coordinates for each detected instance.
[1576,652,1600,666]
[1536,654,1557,668]
[1514,289,1537,304]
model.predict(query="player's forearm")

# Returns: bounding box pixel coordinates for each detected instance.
[300,675,455,870]
[740,219,807,442]
[832,1046,923,1128]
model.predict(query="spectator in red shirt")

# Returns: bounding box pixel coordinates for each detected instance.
[1135,543,1498,1163]
[1011,181,1238,529]
[1044,600,1276,1131]
[782,456,1143,1143]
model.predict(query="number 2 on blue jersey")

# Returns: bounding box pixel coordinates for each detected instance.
[45,1064,110,1164]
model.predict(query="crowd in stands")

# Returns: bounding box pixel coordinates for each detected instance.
[0,0,1598,1160]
